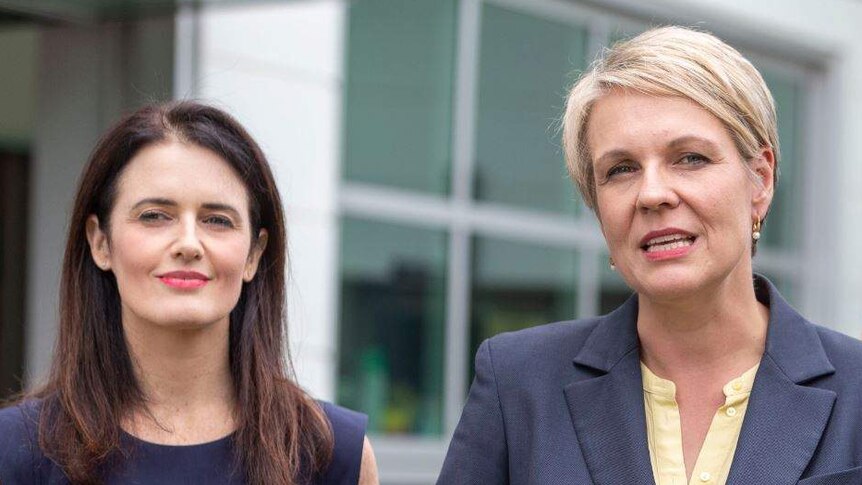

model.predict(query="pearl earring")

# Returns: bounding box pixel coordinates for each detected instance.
[752,218,762,243]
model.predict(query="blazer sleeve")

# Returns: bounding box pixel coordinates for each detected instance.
[437,339,509,485]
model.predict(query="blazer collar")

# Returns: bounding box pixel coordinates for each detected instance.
[754,275,835,382]
[571,290,640,372]
[565,290,648,484]
[565,275,836,485]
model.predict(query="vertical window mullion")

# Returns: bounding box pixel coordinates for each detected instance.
[443,0,482,436]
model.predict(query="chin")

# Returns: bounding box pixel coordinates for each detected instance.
[147,306,230,330]
[630,267,710,303]
[164,318,223,330]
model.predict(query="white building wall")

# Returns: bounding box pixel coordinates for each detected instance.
[194,0,347,401]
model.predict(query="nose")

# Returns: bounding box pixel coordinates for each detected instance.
[636,164,680,212]
[172,216,203,261]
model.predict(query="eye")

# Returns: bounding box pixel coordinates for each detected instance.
[203,214,235,228]
[679,153,710,166]
[606,163,637,179]
[138,210,171,223]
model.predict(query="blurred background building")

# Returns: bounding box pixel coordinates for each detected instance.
[0,0,860,482]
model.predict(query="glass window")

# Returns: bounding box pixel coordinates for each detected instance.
[337,1,812,454]
[759,69,804,251]
[473,4,588,214]
[342,0,457,194]
[754,268,795,303]
[337,217,448,436]
[470,236,578,363]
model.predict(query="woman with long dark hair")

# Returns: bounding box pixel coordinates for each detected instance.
[0,101,378,484]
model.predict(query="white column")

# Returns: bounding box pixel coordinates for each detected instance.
[195,0,347,400]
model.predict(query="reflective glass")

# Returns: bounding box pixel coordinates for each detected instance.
[473,4,588,214]
[760,70,803,250]
[337,217,447,436]
[342,0,457,194]
[754,268,795,304]
[470,237,578,364]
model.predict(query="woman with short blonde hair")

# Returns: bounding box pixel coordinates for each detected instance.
[439,26,862,485]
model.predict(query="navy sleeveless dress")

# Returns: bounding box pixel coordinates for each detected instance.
[0,400,367,484]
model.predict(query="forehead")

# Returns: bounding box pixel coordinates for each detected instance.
[115,141,250,211]
[587,91,733,156]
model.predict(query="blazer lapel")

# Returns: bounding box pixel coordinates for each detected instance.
[727,276,837,484]
[564,296,655,485]
[562,277,836,485]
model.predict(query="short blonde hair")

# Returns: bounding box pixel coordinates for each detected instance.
[562,26,779,211]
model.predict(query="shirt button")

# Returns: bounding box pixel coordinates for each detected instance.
[726,406,738,417]
[699,471,712,482]
[732,381,743,391]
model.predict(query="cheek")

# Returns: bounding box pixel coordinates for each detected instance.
[110,230,165,286]
[210,241,254,310]
[693,180,752,232]
[596,193,630,244]
[211,238,254,281]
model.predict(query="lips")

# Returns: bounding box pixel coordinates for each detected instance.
[158,270,210,289]
[639,228,696,260]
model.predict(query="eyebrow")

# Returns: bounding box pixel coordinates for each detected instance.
[594,149,635,169]
[666,135,721,152]
[130,198,242,216]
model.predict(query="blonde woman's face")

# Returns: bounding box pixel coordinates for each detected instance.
[587,91,773,302]
[86,141,266,334]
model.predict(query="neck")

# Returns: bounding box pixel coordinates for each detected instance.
[637,272,768,381]
[121,309,236,442]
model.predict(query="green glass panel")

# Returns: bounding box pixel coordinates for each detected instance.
[753,268,795,304]
[343,0,457,194]
[338,217,447,436]
[599,252,633,315]
[470,237,578,369]
[759,70,803,251]
[607,24,643,46]
[473,4,587,214]
[0,26,38,150]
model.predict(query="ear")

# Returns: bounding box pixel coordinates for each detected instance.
[243,228,269,282]
[750,147,776,221]
[85,215,112,271]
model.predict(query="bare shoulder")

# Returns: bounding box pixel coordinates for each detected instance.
[358,435,379,485]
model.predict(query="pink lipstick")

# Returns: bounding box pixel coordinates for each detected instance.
[158,270,210,289]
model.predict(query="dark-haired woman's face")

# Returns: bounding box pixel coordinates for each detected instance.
[86,141,267,333]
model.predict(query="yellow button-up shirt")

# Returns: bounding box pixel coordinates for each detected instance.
[641,362,759,485]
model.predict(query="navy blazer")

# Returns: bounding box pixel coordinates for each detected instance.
[438,276,862,484]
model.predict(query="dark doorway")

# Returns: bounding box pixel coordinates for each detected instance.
[0,151,29,399]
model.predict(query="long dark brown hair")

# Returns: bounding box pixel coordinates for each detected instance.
[28,101,333,484]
